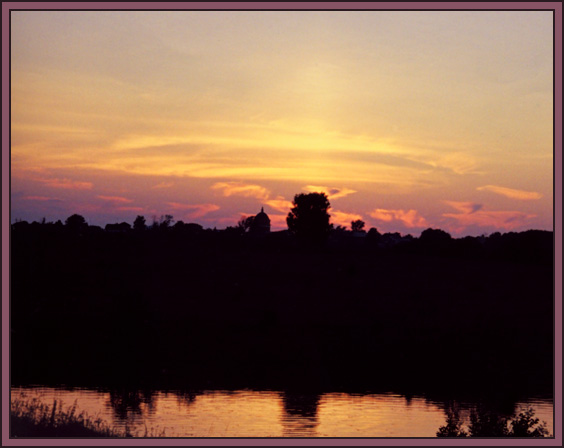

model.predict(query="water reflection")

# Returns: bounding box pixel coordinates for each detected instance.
[174,390,200,407]
[11,387,554,438]
[280,391,321,436]
[107,389,157,422]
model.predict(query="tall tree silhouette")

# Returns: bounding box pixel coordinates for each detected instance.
[286,192,332,244]
[237,215,255,233]
[351,219,366,232]
[133,215,146,231]
[64,214,87,233]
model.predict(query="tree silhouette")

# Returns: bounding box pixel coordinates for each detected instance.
[468,407,509,437]
[367,227,381,239]
[509,408,550,437]
[133,215,146,231]
[160,214,174,229]
[238,215,255,233]
[351,219,365,232]
[64,214,87,233]
[437,406,550,438]
[420,228,452,243]
[151,214,174,230]
[286,192,331,244]
[436,407,467,437]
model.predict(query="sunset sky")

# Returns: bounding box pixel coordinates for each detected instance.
[10,10,554,236]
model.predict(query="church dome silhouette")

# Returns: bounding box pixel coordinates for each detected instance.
[250,207,271,235]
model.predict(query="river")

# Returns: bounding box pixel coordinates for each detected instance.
[11,386,554,438]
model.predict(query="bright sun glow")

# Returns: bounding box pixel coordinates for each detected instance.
[10,10,553,236]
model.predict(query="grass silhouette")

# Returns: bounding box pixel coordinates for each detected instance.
[10,397,167,438]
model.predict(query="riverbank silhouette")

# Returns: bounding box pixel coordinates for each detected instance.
[11,215,553,399]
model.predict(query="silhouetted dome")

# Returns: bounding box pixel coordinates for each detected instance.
[250,207,271,234]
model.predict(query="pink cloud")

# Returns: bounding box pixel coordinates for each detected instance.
[211,182,295,216]
[331,210,364,228]
[167,202,220,219]
[97,195,133,203]
[443,201,483,214]
[22,196,61,201]
[37,177,93,190]
[265,197,293,213]
[152,181,174,189]
[211,182,270,200]
[303,185,357,200]
[18,166,48,174]
[476,185,543,200]
[443,201,536,231]
[369,209,428,228]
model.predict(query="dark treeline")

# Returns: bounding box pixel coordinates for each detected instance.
[11,207,553,404]
[11,211,553,266]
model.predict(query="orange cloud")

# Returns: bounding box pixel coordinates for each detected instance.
[211,182,270,200]
[443,201,483,214]
[265,196,293,213]
[211,182,293,214]
[303,185,357,200]
[477,185,543,200]
[433,152,481,175]
[167,202,220,219]
[22,196,61,201]
[331,210,364,228]
[97,195,133,203]
[369,209,428,228]
[152,181,174,189]
[443,201,536,230]
[36,177,93,190]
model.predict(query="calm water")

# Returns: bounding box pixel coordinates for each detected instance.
[11,387,553,438]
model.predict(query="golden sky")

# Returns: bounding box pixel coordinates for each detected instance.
[11,10,554,235]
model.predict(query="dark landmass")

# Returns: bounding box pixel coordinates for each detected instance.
[11,218,553,404]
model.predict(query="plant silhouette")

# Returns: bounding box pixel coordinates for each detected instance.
[286,192,332,245]
[351,219,366,232]
[437,406,551,438]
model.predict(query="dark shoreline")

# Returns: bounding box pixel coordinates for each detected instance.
[11,224,553,403]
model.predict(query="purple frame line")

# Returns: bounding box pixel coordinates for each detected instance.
[2,2,562,447]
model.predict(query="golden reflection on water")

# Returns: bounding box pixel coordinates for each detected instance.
[317,393,445,437]
[11,387,554,438]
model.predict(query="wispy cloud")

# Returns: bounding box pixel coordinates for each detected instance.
[211,182,356,216]
[265,197,293,213]
[167,202,220,219]
[369,208,428,228]
[443,201,536,231]
[428,152,481,175]
[211,182,270,200]
[331,210,364,228]
[97,195,133,203]
[303,185,357,200]
[443,201,483,214]
[477,185,543,200]
[212,182,293,214]
[152,181,174,189]
[36,177,93,190]
[22,195,62,202]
